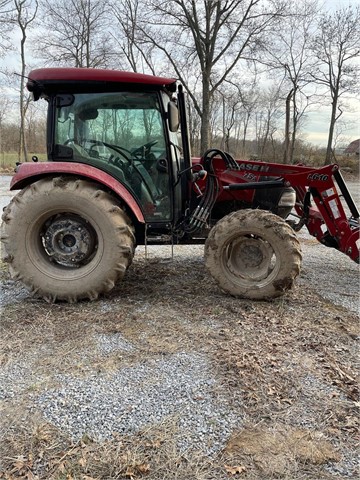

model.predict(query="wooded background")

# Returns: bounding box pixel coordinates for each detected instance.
[0,0,359,166]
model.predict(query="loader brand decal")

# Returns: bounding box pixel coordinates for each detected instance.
[307,173,329,182]
[238,163,270,172]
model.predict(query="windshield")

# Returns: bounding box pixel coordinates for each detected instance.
[54,91,171,221]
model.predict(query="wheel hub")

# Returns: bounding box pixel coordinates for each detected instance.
[43,215,96,267]
[227,236,275,281]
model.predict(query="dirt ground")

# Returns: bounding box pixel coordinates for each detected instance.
[0,244,359,479]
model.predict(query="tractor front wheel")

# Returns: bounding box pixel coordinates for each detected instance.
[1,177,135,302]
[204,209,302,300]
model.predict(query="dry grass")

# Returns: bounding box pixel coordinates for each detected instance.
[0,250,359,479]
[224,425,340,477]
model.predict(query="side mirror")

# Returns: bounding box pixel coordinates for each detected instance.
[168,101,179,132]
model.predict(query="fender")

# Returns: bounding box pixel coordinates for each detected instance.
[10,161,145,223]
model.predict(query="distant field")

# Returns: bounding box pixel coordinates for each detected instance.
[0,153,47,173]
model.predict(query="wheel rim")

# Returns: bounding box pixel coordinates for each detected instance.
[222,234,280,287]
[24,211,103,281]
[42,214,97,267]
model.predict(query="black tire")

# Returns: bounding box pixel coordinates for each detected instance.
[204,209,302,300]
[1,177,135,302]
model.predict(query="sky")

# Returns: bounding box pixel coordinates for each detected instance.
[303,0,360,146]
[1,0,359,148]
[285,0,359,147]
[302,100,359,147]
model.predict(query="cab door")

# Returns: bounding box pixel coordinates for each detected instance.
[53,90,174,223]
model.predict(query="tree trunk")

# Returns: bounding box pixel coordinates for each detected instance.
[242,112,250,157]
[19,26,28,162]
[290,91,298,164]
[325,96,338,165]
[260,114,270,160]
[200,77,211,155]
[290,112,297,164]
[16,0,38,162]
[283,89,293,164]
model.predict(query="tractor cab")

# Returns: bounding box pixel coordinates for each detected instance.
[52,91,176,221]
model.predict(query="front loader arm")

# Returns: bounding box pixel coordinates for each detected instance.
[288,166,359,263]
[218,160,359,263]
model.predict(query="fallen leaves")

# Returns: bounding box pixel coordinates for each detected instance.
[9,455,35,479]
[124,463,151,479]
[224,464,246,475]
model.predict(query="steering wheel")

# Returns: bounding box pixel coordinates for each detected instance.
[131,140,158,159]
[87,140,133,163]
[65,139,132,163]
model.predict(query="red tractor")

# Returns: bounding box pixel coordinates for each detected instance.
[1,68,359,302]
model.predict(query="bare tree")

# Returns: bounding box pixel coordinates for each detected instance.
[255,84,283,160]
[12,0,38,162]
[311,5,360,164]
[128,0,286,154]
[220,90,239,153]
[186,95,202,154]
[109,0,157,73]
[237,84,259,158]
[0,0,14,58]
[222,78,260,157]
[262,0,319,163]
[25,101,47,153]
[0,97,12,165]
[0,0,12,10]
[214,84,251,155]
[38,0,111,67]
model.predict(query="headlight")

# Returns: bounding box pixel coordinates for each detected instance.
[278,187,296,208]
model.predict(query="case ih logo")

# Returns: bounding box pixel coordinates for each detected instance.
[238,163,270,172]
[307,173,329,182]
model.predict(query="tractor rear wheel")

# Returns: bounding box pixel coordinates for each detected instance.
[1,177,135,302]
[204,209,302,299]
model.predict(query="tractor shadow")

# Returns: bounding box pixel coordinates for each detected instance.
[108,249,213,303]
